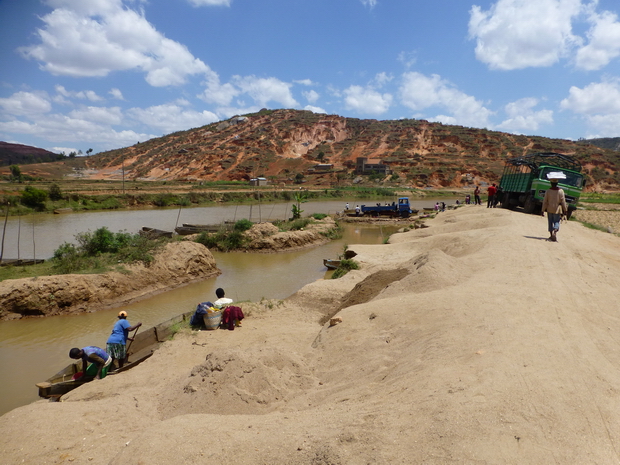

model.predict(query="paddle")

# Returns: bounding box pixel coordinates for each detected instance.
[124,326,140,365]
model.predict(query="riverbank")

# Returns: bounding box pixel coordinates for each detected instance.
[0,241,219,320]
[3,205,620,463]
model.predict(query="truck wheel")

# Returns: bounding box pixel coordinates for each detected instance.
[523,195,536,214]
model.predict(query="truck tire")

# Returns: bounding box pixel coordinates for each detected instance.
[523,195,536,214]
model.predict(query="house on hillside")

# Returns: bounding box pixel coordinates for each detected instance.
[355,157,391,175]
[249,177,268,186]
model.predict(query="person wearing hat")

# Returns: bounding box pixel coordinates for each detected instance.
[541,172,568,242]
[106,311,142,369]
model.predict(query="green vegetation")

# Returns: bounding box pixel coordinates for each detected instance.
[52,227,165,274]
[331,258,360,279]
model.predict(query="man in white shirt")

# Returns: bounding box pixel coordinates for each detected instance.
[213,288,233,309]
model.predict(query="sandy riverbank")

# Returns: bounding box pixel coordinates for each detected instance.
[2,205,620,464]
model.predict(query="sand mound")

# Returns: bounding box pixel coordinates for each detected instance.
[157,347,316,418]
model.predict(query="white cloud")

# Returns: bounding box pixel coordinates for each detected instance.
[343,85,392,115]
[19,0,209,86]
[109,88,124,100]
[69,106,123,125]
[361,0,377,8]
[0,112,155,150]
[575,9,620,70]
[55,85,103,102]
[496,97,553,133]
[304,105,326,114]
[560,79,620,114]
[560,79,620,137]
[231,75,298,107]
[397,51,417,69]
[399,72,493,128]
[303,90,319,104]
[0,91,52,116]
[294,79,315,86]
[128,102,219,133]
[469,0,582,70]
[187,0,231,6]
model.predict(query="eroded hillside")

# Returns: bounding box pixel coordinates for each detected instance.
[36,110,620,189]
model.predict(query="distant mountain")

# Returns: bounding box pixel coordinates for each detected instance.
[582,137,620,152]
[0,142,61,166]
[81,109,620,189]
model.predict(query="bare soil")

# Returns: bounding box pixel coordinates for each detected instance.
[3,206,620,463]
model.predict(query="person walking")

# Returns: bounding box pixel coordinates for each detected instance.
[541,172,568,242]
[106,311,142,369]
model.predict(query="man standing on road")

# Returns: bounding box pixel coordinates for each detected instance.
[487,183,497,208]
[474,186,481,205]
[541,172,568,242]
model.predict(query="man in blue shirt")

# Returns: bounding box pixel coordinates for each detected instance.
[69,346,112,380]
[106,311,142,369]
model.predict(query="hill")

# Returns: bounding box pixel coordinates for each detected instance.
[85,109,620,189]
[581,137,620,152]
[0,142,62,166]
[7,109,620,189]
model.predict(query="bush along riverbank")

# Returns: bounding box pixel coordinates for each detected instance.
[193,215,342,252]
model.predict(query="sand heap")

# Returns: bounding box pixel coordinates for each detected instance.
[3,206,620,464]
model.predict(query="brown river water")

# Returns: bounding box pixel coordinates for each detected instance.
[0,198,451,415]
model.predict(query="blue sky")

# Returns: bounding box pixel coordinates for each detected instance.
[2,0,620,155]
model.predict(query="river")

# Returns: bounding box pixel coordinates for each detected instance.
[0,198,451,416]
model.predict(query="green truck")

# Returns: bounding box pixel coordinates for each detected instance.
[498,152,586,218]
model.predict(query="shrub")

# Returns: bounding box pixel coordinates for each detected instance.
[331,259,360,279]
[21,186,48,209]
[233,218,253,232]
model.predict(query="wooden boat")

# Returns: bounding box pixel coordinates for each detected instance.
[35,311,192,400]
[174,226,206,235]
[0,258,45,267]
[323,259,341,270]
[139,226,174,238]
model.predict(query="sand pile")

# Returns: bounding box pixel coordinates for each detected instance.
[3,206,620,464]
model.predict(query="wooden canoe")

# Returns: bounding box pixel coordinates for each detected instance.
[35,311,192,399]
[323,259,341,270]
[139,227,174,238]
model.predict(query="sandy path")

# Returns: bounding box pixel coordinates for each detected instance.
[3,206,620,464]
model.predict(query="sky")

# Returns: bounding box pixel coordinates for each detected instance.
[2,0,620,156]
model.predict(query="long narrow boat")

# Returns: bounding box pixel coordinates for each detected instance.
[35,311,192,400]
[323,259,341,270]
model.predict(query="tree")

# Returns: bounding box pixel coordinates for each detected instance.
[48,183,63,201]
[294,173,304,184]
[86,148,93,156]
[21,186,47,209]
[291,191,308,220]
[9,165,21,182]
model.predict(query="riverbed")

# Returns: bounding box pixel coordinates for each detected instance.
[0,198,450,416]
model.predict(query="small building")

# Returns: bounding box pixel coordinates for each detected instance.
[313,163,333,171]
[249,177,268,186]
[355,157,391,175]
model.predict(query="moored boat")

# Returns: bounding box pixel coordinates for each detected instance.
[139,226,174,238]
[35,311,192,400]
[323,259,341,270]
